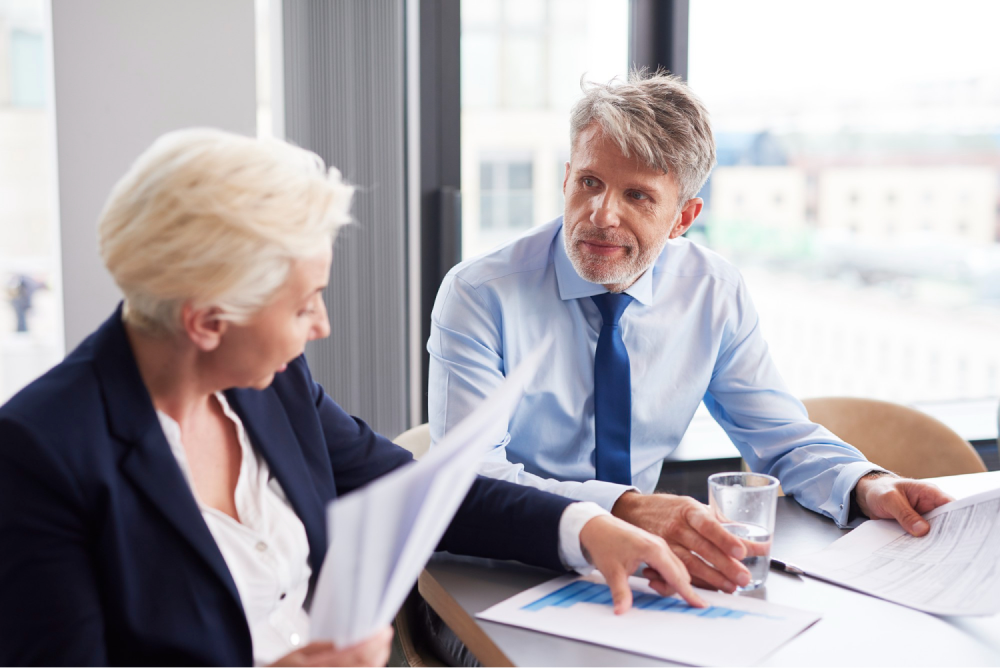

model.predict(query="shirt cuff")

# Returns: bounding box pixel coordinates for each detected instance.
[578,479,640,512]
[825,461,890,527]
[557,501,611,573]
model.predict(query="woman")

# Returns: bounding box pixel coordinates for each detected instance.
[0,129,700,666]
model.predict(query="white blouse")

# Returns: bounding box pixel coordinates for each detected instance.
[157,393,312,666]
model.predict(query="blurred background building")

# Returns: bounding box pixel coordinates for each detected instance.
[0,0,61,403]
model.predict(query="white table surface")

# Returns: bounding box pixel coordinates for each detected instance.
[422,471,1000,667]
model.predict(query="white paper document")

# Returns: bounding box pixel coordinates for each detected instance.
[477,573,821,666]
[308,337,552,646]
[795,485,1000,616]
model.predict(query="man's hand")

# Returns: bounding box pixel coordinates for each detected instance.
[579,514,707,614]
[854,473,953,536]
[611,491,752,593]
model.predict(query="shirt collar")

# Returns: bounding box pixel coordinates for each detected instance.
[554,223,654,306]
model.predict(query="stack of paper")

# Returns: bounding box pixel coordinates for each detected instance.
[309,337,552,646]
[478,573,821,666]
[794,486,1000,616]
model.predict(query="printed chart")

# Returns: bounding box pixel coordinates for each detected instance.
[478,574,821,666]
[523,580,774,621]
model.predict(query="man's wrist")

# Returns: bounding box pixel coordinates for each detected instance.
[611,489,641,518]
[851,470,897,519]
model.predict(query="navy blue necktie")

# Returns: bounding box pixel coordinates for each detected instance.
[591,292,634,484]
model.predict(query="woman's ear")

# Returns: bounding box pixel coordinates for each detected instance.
[180,303,228,351]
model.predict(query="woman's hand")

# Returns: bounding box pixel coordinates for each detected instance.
[270,626,393,667]
[579,514,707,615]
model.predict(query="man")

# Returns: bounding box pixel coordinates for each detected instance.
[428,71,952,594]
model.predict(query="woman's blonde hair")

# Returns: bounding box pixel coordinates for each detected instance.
[98,128,353,334]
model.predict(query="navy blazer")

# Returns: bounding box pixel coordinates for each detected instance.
[0,309,572,666]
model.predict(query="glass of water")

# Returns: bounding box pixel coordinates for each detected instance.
[707,472,780,591]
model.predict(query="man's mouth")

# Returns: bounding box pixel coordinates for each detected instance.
[580,239,626,256]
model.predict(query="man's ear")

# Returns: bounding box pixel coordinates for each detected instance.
[562,161,571,195]
[180,303,228,352]
[669,198,704,239]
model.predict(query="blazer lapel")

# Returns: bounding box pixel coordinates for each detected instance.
[92,309,243,611]
[225,387,328,574]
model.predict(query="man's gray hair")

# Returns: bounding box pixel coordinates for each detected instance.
[569,69,716,204]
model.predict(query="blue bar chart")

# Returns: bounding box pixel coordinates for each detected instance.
[480,575,820,665]
[522,580,772,620]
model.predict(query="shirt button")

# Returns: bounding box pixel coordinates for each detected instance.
[290,633,301,646]
[256,541,268,552]
[840,504,844,509]
[280,592,287,600]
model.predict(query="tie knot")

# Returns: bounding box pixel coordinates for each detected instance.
[591,292,634,327]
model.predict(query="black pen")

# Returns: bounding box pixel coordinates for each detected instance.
[770,558,805,575]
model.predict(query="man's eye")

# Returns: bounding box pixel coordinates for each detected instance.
[582,177,597,187]
[298,309,315,317]
[629,191,648,201]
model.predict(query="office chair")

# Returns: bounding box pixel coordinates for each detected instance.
[393,423,432,460]
[801,397,986,479]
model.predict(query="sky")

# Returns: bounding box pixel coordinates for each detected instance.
[688,0,1000,133]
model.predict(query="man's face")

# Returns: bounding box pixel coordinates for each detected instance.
[562,123,703,292]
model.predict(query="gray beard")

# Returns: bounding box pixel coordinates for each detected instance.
[564,228,665,290]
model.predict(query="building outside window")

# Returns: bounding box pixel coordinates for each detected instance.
[479,155,534,234]
[0,0,62,404]
[460,0,628,257]
[689,0,1000,405]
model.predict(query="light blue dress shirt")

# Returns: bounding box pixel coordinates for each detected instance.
[428,218,881,527]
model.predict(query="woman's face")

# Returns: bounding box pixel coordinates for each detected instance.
[213,248,333,390]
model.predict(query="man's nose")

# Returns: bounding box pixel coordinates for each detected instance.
[591,191,622,229]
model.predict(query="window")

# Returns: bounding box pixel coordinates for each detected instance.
[689,0,1000,404]
[10,28,44,107]
[460,0,628,257]
[479,155,534,234]
[254,0,279,138]
[0,0,62,404]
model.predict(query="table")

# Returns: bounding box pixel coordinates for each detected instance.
[419,471,1000,666]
